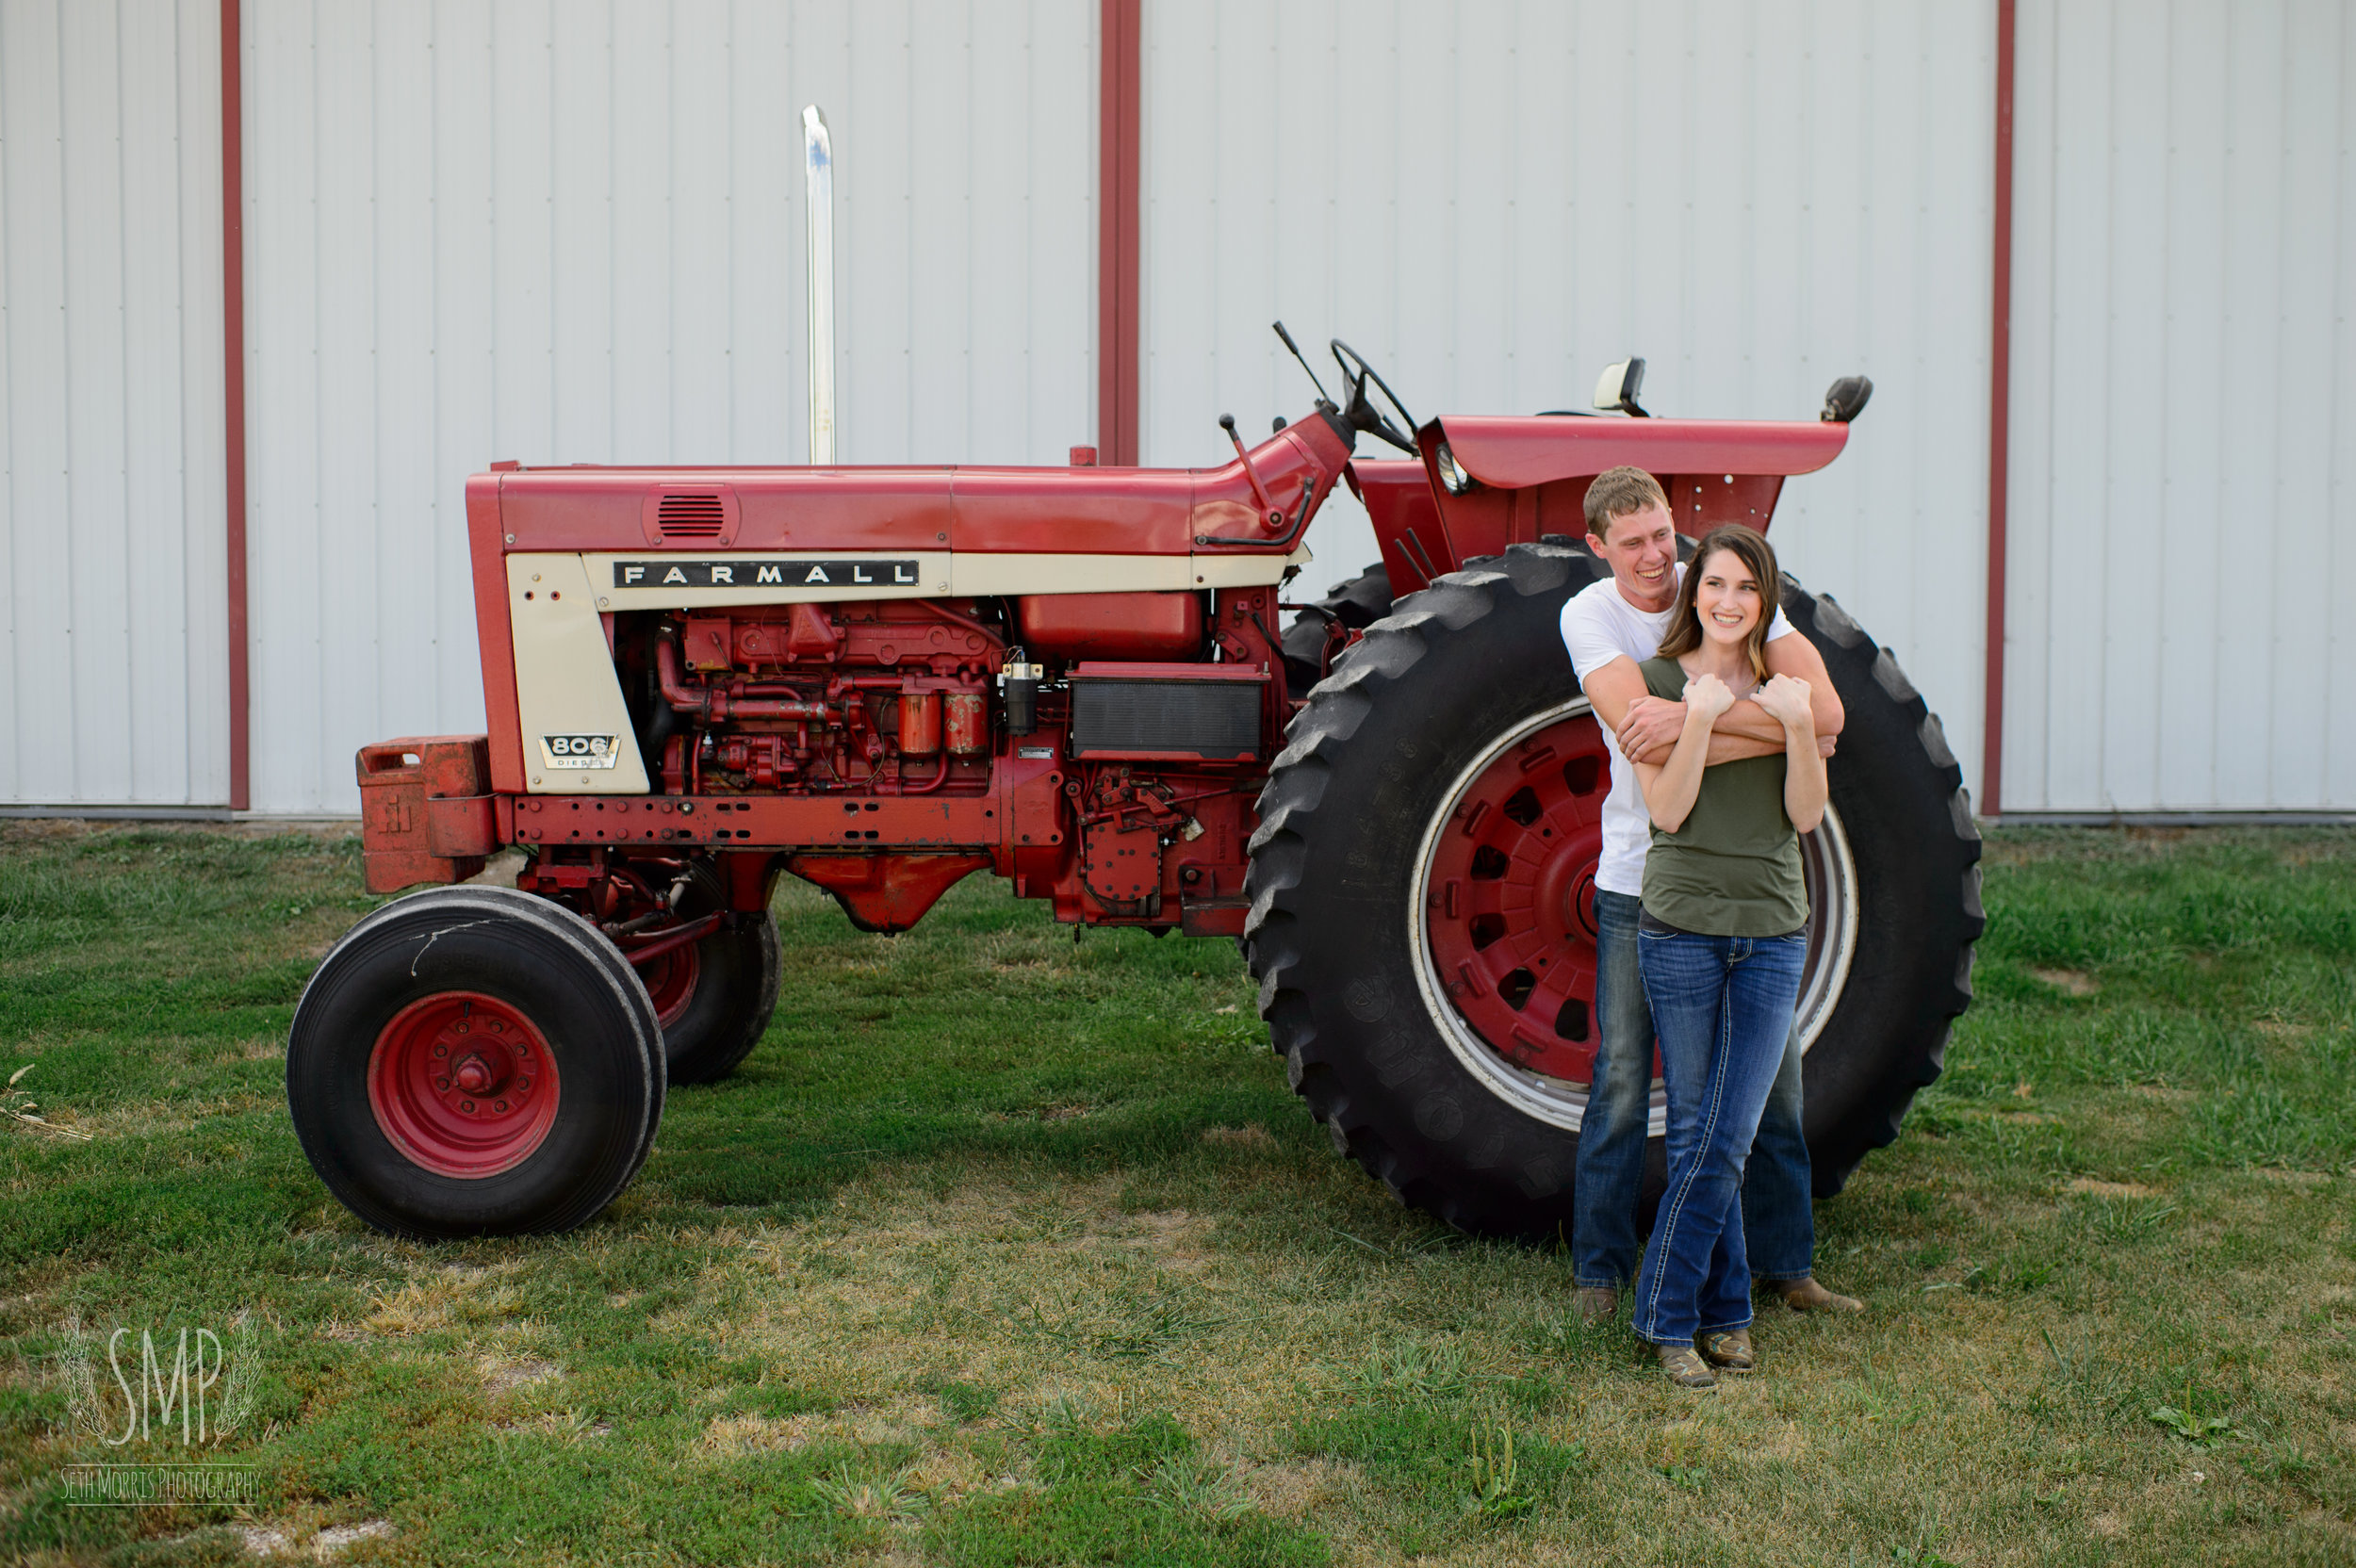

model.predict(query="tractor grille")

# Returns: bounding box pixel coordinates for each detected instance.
[657,493,728,538]
[1070,672,1262,760]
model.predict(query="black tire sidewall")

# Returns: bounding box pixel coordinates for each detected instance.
[1253,547,1611,1237]
[1780,582,1983,1193]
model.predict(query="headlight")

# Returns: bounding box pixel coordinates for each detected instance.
[1435,443,1475,497]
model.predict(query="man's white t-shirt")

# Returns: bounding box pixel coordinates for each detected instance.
[1559,562,1795,897]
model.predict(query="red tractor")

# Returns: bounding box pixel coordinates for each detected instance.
[288,334,1981,1240]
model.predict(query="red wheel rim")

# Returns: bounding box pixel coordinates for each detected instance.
[368,991,561,1178]
[639,943,701,1031]
[1422,711,1614,1085]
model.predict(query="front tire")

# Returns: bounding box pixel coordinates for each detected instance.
[634,860,780,1086]
[288,887,665,1239]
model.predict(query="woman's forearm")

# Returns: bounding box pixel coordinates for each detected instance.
[1640,710,1719,833]
[1783,717,1827,833]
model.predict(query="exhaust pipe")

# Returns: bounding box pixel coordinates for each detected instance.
[802,106,836,466]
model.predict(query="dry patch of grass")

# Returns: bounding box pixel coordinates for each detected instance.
[2031,966,2101,997]
[479,1356,564,1394]
[2065,1178,2162,1200]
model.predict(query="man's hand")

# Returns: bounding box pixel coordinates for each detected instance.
[1615,695,1687,761]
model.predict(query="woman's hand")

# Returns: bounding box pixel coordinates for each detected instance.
[1682,672,1739,725]
[1758,673,1827,833]
[1752,673,1814,731]
[1642,671,1736,834]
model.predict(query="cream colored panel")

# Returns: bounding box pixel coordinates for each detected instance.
[952,553,1192,595]
[1197,545,1313,588]
[506,555,650,793]
[581,548,1305,611]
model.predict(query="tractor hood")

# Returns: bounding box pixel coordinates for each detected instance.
[1428,415,1848,491]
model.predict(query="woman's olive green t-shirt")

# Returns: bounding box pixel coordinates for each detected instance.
[1636,657,1808,938]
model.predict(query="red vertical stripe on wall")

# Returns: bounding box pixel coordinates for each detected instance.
[220,0,251,810]
[1098,0,1141,466]
[1982,0,2016,819]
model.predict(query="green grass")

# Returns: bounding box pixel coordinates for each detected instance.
[1,818,2352,1565]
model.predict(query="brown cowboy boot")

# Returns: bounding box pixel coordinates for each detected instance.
[1697,1328,1755,1372]
[1771,1276,1863,1313]
[1574,1287,1617,1326]
[1654,1342,1716,1389]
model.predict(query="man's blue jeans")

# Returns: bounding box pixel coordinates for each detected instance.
[1572,890,1815,1291]
[1629,926,1808,1345]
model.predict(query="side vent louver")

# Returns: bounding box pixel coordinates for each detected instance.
[658,494,727,537]
[640,484,740,547]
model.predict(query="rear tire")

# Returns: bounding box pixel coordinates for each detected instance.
[1245,542,1980,1238]
[1775,577,1984,1193]
[288,886,665,1239]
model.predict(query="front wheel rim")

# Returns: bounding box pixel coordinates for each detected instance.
[368,991,562,1178]
[1409,699,1859,1135]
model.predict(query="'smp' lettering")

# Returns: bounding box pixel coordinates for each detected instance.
[611,560,924,590]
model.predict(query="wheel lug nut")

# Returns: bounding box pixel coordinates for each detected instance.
[436,1077,450,1091]
[462,1101,477,1113]
[495,1100,509,1112]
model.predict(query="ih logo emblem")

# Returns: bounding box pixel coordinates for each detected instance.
[541,734,621,769]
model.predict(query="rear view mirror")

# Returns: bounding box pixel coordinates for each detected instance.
[1821,374,1873,423]
[1593,357,1648,417]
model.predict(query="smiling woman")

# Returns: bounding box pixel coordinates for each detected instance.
[1625,524,1830,1386]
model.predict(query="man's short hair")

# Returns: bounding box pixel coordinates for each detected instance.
[1582,466,1669,541]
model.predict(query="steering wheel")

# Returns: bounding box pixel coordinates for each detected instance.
[1330,339,1421,455]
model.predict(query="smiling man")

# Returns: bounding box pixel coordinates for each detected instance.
[1558,466,1861,1324]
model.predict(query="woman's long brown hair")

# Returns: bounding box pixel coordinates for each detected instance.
[1655,523,1782,683]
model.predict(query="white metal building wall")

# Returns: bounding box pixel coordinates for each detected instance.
[11,4,2354,816]
[1140,0,2000,802]
[2004,0,2356,812]
[238,0,1096,814]
[0,0,230,807]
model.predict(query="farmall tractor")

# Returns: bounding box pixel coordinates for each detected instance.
[288,334,1982,1240]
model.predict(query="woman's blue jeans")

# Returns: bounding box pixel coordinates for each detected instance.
[1572,891,1816,1291]
[1631,926,1808,1346]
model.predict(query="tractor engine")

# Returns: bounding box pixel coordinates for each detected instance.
[621,599,1002,800]
[559,587,1279,939]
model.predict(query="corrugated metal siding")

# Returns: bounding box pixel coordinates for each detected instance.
[0,0,229,807]
[2004,0,2356,811]
[1140,0,1998,801]
[240,0,1096,813]
[15,4,2350,815]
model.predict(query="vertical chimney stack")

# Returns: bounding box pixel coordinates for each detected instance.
[802,106,836,466]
